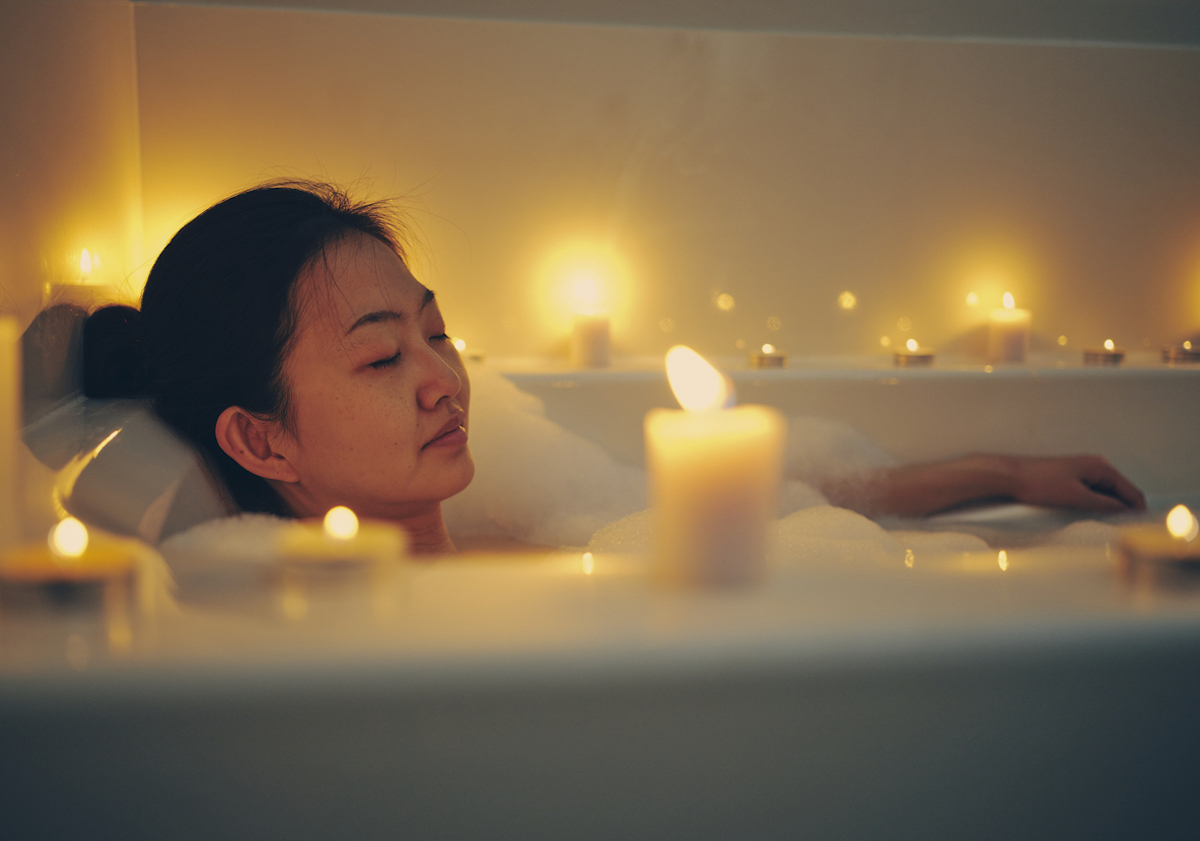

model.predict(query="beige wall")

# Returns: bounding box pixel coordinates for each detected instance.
[0,0,144,326]
[128,6,1200,359]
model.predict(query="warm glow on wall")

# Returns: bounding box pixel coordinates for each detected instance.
[532,238,633,338]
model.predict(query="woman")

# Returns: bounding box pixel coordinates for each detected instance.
[84,182,1144,553]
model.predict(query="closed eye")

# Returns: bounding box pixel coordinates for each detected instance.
[430,332,449,342]
[369,352,401,370]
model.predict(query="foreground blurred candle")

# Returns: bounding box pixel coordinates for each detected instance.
[276,506,408,566]
[1118,504,1200,567]
[644,346,784,586]
[0,316,18,546]
[988,293,1031,363]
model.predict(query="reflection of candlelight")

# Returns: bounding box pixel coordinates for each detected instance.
[644,346,784,586]
[987,293,1031,363]
[43,249,120,309]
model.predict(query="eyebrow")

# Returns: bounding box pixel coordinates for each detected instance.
[345,288,436,336]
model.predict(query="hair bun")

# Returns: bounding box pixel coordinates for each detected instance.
[83,305,149,398]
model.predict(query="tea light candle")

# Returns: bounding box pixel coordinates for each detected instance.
[1161,341,1200,364]
[1083,339,1125,366]
[0,315,18,546]
[43,249,120,310]
[0,518,140,590]
[571,314,611,367]
[645,346,784,586]
[1118,505,1200,574]
[894,338,935,367]
[749,343,787,369]
[276,506,408,567]
[988,293,1031,363]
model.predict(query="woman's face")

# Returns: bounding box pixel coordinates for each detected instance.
[272,233,473,520]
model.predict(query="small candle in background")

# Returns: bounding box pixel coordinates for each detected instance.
[749,343,787,369]
[277,506,409,567]
[42,249,120,311]
[894,338,935,368]
[988,293,1031,363]
[1083,339,1125,366]
[1162,340,1200,364]
[0,316,18,547]
[569,276,611,368]
[644,346,784,587]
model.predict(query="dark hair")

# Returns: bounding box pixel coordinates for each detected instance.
[83,181,406,515]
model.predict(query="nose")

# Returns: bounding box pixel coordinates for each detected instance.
[415,343,463,412]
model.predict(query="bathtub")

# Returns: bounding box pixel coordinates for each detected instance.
[6,353,1200,840]
[500,352,1200,509]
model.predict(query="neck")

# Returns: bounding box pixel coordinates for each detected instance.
[397,503,457,554]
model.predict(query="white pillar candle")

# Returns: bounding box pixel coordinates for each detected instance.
[645,346,784,586]
[987,293,1031,363]
[0,316,19,546]
[571,314,611,368]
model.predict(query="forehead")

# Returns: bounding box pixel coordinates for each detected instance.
[298,233,429,333]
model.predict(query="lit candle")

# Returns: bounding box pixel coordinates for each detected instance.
[1162,340,1200,364]
[276,506,409,567]
[0,517,141,590]
[569,276,610,367]
[0,316,17,546]
[1118,505,1200,583]
[1083,339,1125,366]
[644,346,785,586]
[43,249,120,310]
[988,293,1031,363]
[894,338,935,367]
[749,343,787,369]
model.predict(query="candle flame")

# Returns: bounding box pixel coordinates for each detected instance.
[324,506,359,540]
[666,345,728,412]
[1002,292,1015,309]
[906,339,919,352]
[453,338,467,352]
[79,249,92,276]
[1184,341,1193,350]
[998,550,1008,571]
[582,552,594,575]
[1166,505,1199,542]
[1104,339,1115,351]
[761,343,775,354]
[49,517,89,558]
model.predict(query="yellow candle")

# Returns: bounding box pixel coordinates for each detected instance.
[0,518,140,586]
[645,346,784,586]
[571,314,611,367]
[0,316,18,546]
[1118,505,1200,567]
[276,506,409,567]
[988,293,1031,363]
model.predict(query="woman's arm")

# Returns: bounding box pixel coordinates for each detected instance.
[816,454,1146,518]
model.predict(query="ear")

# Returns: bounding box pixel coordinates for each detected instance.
[214,406,301,483]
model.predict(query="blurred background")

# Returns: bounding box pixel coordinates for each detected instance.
[3,0,1199,360]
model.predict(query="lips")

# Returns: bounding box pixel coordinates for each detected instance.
[423,413,467,450]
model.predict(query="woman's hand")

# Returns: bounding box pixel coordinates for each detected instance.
[1009,455,1146,514]
[817,453,1146,518]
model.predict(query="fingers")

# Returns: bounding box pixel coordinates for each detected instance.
[1075,456,1147,511]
